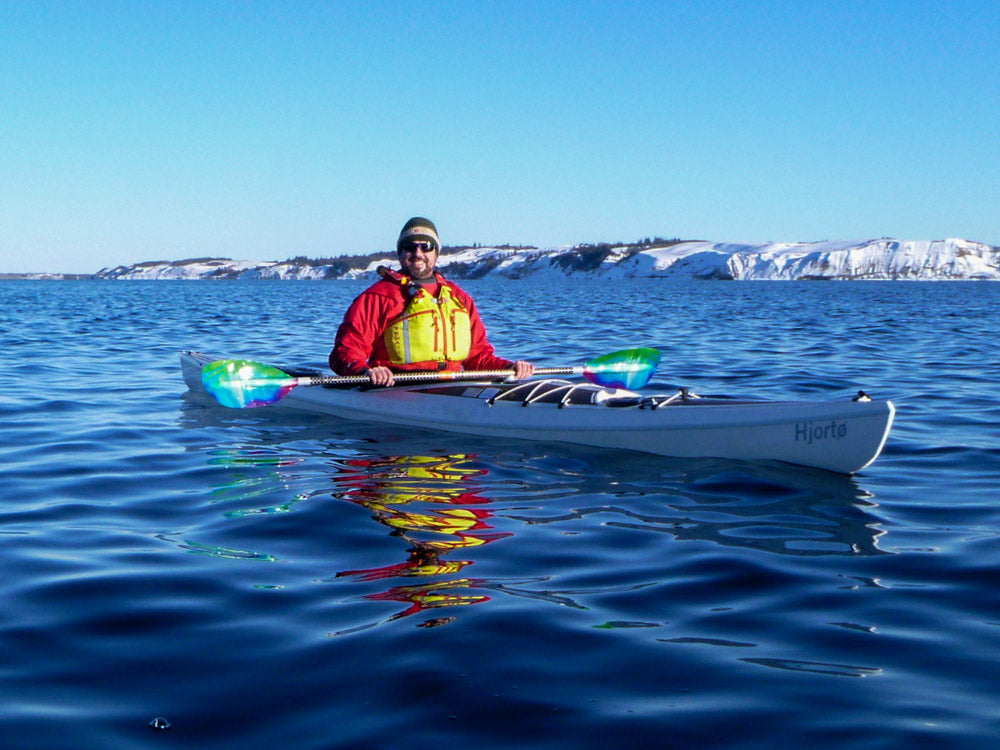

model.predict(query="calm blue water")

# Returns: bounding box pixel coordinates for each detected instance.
[2,279,999,749]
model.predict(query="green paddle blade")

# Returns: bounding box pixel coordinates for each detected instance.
[201,359,300,408]
[582,347,661,390]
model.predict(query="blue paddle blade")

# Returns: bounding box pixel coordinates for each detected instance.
[582,347,661,390]
[201,359,299,408]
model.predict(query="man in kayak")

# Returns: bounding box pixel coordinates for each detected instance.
[330,217,535,386]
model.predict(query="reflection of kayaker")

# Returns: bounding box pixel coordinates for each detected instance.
[337,455,490,509]
[342,454,488,483]
[332,454,510,621]
[338,550,471,582]
[333,455,506,549]
[366,579,490,621]
[365,503,494,535]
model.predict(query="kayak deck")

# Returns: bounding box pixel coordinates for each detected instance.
[181,351,895,474]
[421,380,761,409]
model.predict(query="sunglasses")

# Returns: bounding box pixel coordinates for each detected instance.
[400,242,436,255]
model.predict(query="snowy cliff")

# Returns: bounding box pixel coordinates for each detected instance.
[94,238,1000,281]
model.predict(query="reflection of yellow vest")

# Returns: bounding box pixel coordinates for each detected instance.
[383,284,472,368]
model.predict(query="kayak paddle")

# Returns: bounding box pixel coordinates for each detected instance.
[201,347,661,409]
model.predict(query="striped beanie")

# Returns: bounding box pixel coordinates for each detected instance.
[397,217,441,252]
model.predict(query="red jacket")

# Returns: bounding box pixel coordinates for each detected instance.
[329,269,514,375]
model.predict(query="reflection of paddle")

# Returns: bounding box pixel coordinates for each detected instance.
[201,347,662,408]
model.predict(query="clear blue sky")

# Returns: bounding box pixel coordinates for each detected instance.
[2,0,998,273]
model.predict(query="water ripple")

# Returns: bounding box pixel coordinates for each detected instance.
[4,280,1000,748]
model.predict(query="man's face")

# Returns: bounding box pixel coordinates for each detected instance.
[398,241,438,280]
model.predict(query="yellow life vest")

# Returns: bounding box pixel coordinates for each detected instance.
[383,282,472,368]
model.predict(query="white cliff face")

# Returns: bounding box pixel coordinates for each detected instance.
[623,239,1000,280]
[435,238,1000,280]
[94,238,1000,281]
[96,258,272,280]
[716,239,1000,280]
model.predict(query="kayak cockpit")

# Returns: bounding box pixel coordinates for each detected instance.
[384,379,744,410]
[415,379,643,407]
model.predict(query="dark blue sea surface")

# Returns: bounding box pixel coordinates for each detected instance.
[2,279,999,749]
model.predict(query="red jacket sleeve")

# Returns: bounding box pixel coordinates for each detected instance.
[329,291,396,374]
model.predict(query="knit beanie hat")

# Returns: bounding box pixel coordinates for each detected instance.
[397,217,441,252]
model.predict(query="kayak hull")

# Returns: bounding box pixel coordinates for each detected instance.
[181,352,894,474]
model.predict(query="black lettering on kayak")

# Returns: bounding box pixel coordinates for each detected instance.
[795,420,848,445]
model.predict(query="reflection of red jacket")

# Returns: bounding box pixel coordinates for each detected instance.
[329,270,513,375]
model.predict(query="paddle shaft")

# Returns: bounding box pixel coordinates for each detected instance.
[200,348,660,408]
[289,366,583,388]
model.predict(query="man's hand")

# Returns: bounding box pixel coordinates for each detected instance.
[365,366,395,387]
[512,360,535,379]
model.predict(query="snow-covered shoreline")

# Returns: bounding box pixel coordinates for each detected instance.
[84,237,1000,281]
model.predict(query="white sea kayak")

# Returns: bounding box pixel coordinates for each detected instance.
[180,351,894,474]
